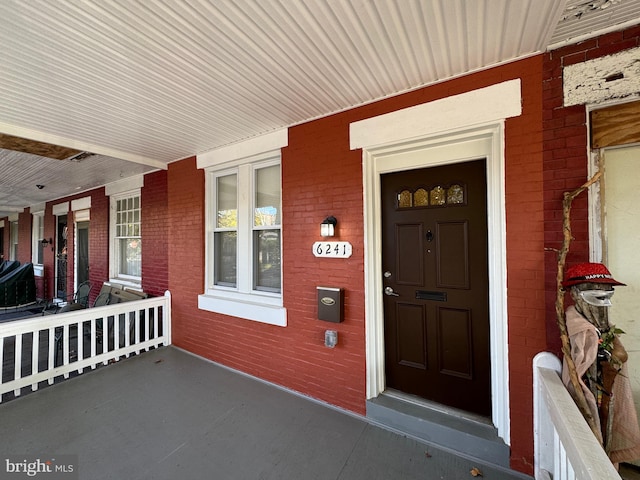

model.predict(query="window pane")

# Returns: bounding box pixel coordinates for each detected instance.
[215,231,237,286]
[119,238,141,277]
[255,165,280,226]
[217,174,237,228]
[254,230,281,292]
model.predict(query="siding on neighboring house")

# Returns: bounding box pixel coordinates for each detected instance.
[168,55,546,475]
[543,25,640,355]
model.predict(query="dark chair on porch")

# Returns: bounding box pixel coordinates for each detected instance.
[43,280,92,315]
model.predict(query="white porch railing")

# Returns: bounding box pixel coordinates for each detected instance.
[533,352,621,480]
[0,291,171,402]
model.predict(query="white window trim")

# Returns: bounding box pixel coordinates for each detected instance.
[198,138,287,327]
[31,210,44,267]
[109,189,141,288]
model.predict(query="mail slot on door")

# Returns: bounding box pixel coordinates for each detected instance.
[317,287,344,323]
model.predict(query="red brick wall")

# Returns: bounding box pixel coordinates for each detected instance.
[17,210,32,264]
[543,26,640,354]
[142,170,169,297]
[87,189,109,305]
[168,56,545,474]
[167,157,204,348]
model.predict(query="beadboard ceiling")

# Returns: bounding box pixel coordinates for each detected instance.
[1,0,639,218]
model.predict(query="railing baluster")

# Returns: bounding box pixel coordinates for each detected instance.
[47,327,55,384]
[102,317,109,365]
[134,308,141,355]
[62,324,69,379]
[90,318,96,369]
[114,313,120,360]
[31,331,38,391]
[124,312,131,357]
[145,307,150,351]
[154,306,160,341]
[14,333,22,396]
[77,321,83,374]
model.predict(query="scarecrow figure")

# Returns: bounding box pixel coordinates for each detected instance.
[561,262,640,465]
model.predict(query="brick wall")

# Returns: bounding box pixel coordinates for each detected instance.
[142,170,169,296]
[543,26,640,354]
[17,210,32,264]
[168,56,546,474]
[87,189,109,305]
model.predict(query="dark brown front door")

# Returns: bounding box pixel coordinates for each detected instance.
[381,159,490,416]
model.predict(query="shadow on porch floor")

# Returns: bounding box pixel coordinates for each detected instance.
[0,347,531,479]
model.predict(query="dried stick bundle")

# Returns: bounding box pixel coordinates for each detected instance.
[553,171,602,440]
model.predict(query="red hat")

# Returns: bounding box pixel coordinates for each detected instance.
[562,262,626,288]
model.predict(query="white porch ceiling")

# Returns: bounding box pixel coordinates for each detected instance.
[1,0,639,218]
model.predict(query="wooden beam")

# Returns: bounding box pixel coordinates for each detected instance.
[0,133,83,160]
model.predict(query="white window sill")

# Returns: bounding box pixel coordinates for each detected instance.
[108,278,142,291]
[198,293,287,327]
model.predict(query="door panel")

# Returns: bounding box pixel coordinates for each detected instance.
[382,159,490,416]
[396,224,424,285]
[396,302,427,369]
[436,221,469,288]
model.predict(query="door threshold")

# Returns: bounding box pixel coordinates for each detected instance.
[383,389,492,427]
[366,389,510,468]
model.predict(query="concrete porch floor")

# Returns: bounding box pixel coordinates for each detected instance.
[0,346,531,479]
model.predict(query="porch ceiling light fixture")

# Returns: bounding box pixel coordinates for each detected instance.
[320,216,337,237]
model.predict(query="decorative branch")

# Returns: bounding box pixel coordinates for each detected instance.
[555,170,603,440]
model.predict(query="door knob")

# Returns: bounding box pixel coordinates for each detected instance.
[384,286,400,297]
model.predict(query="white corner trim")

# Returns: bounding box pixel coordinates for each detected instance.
[0,220,4,228]
[71,196,91,211]
[197,128,288,169]
[350,79,522,150]
[52,202,69,216]
[105,174,144,196]
[198,294,287,327]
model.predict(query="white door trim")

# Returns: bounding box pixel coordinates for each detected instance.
[361,126,509,444]
[351,80,520,445]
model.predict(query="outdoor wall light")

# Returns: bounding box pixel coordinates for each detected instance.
[41,238,53,246]
[320,216,337,237]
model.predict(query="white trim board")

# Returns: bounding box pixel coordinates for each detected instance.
[351,79,521,446]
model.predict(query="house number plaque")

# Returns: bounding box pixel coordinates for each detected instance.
[312,242,352,258]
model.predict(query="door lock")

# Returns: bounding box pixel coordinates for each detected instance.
[383,271,392,278]
[384,286,400,297]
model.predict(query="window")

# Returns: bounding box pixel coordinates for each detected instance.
[32,212,44,265]
[200,154,285,326]
[110,191,141,285]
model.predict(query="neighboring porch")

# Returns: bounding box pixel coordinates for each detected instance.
[0,345,531,480]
